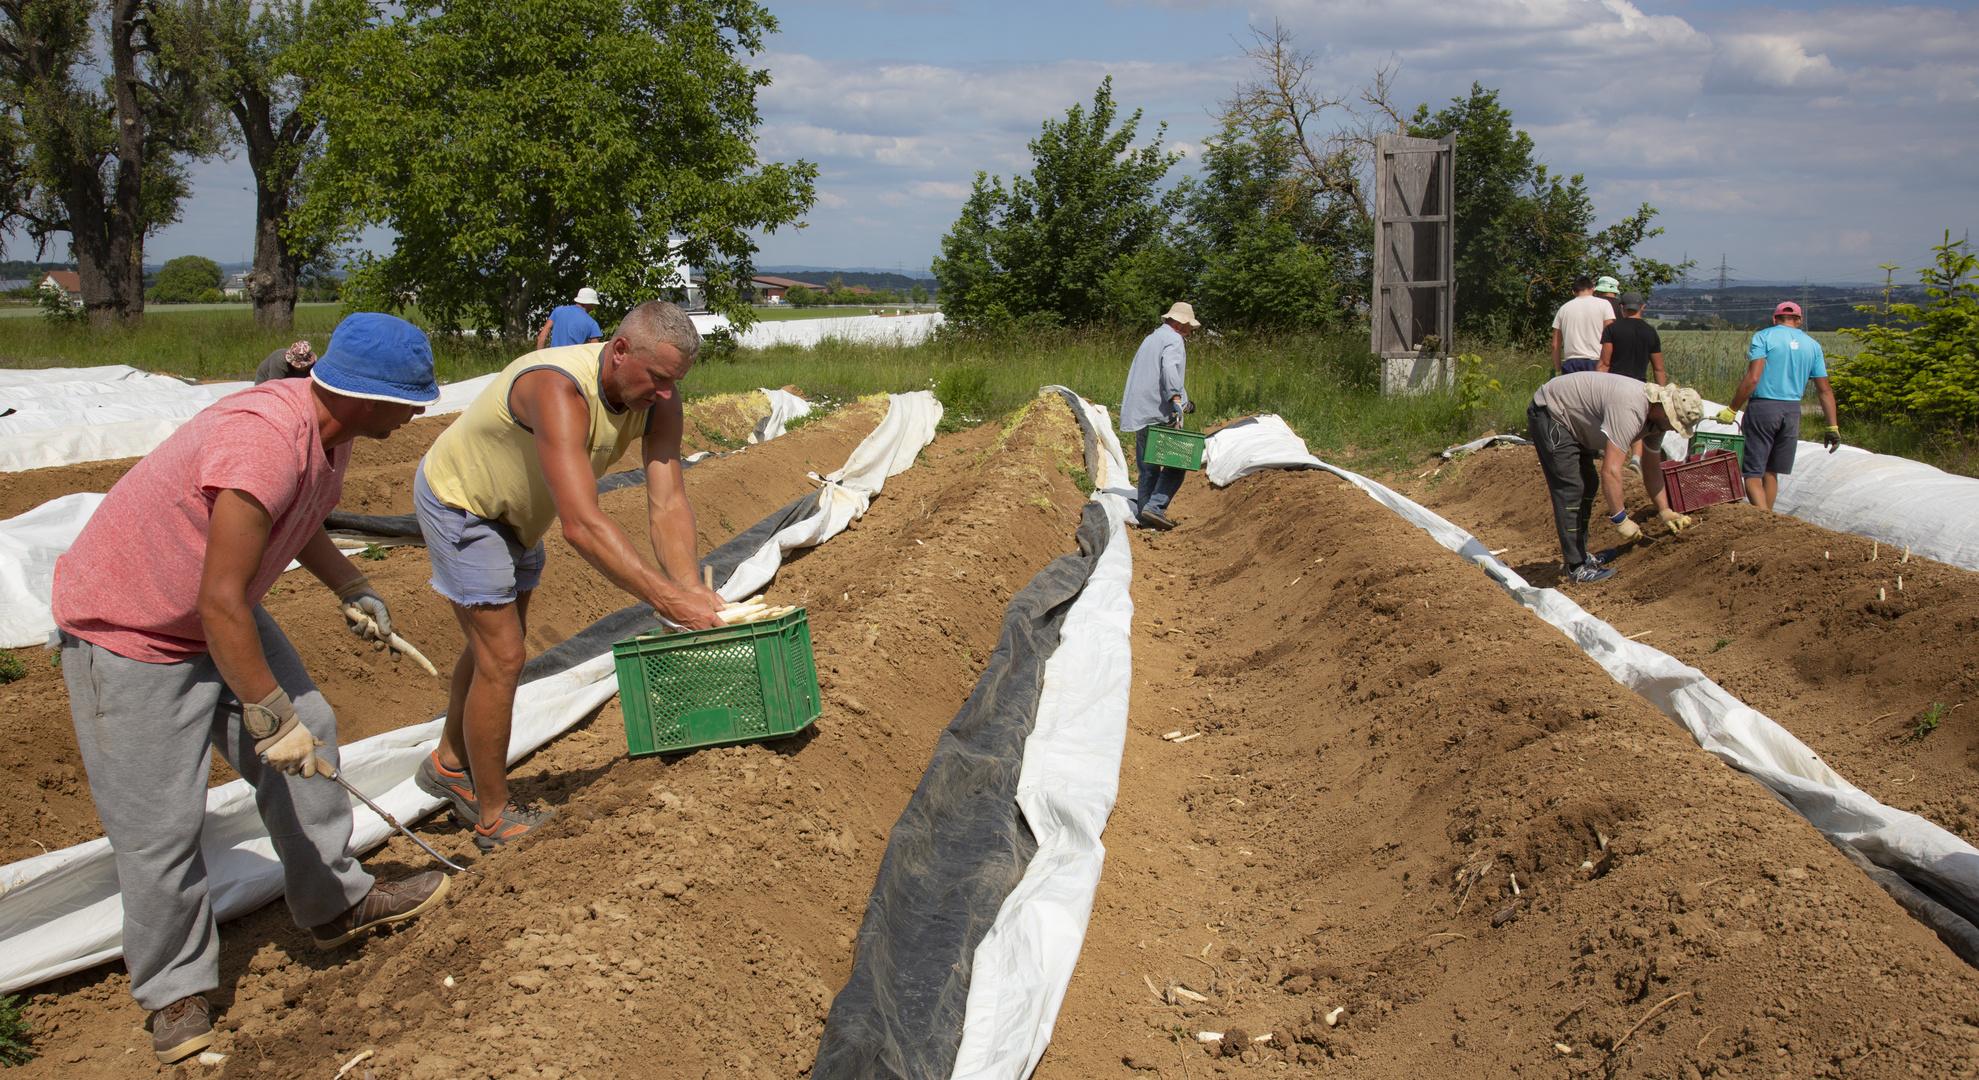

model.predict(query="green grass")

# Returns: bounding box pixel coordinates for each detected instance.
[4,309,1970,479]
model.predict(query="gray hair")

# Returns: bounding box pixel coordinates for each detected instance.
[615,300,701,364]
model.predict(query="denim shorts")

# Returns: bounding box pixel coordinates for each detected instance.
[414,463,546,607]
[1739,398,1802,479]
[1559,357,1600,374]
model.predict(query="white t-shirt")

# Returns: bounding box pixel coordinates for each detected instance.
[1552,295,1614,361]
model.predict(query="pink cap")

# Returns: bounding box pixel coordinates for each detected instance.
[1774,301,1803,317]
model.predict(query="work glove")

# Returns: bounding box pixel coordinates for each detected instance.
[1181,399,1196,415]
[1610,511,1642,541]
[1824,426,1842,453]
[334,575,394,644]
[1657,509,1694,533]
[1714,407,1737,426]
[244,687,322,777]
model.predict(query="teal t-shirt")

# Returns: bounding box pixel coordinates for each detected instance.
[1747,325,1826,401]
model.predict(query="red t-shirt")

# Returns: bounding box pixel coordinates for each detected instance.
[53,378,349,663]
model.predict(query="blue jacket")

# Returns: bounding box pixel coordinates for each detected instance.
[1120,323,1190,432]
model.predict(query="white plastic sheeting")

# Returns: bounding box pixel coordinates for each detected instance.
[737,313,944,350]
[719,391,944,603]
[0,493,104,648]
[1206,427,1979,923]
[1200,415,1322,488]
[0,391,938,994]
[1772,444,1979,573]
[750,387,812,444]
[0,367,498,473]
[950,394,1135,1080]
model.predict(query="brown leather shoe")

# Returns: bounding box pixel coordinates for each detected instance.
[152,994,214,1064]
[310,871,451,950]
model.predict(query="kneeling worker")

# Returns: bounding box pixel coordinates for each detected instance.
[51,313,448,1064]
[415,300,725,851]
[1526,371,1705,583]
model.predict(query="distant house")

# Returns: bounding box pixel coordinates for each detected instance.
[40,271,82,300]
[749,275,824,303]
[222,272,250,299]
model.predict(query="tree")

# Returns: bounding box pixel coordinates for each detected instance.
[933,78,1182,327]
[1408,84,1687,342]
[1834,233,1979,431]
[211,0,363,330]
[1176,122,1347,331]
[303,0,816,338]
[148,253,222,301]
[910,284,927,304]
[0,0,222,328]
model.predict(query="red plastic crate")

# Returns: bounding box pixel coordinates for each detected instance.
[1661,450,1745,513]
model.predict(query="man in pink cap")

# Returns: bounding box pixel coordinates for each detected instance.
[1719,301,1841,510]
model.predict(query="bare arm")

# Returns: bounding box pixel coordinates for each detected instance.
[1597,342,1614,373]
[536,319,553,351]
[1650,351,1667,385]
[1552,328,1564,372]
[1730,359,1765,413]
[642,400,723,612]
[198,490,281,704]
[1812,375,1839,428]
[1601,443,1631,517]
[513,371,720,630]
[295,526,365,594]
[1640,441,1673,513]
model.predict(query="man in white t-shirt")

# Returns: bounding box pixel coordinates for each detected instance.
[1551,275,1614,376]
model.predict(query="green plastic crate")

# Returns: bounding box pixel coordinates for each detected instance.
[1142,425,1206,471]
[612,609,821,756]
[1689,430,1746,461]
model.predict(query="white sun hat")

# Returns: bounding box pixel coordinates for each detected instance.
[573,287,601,305]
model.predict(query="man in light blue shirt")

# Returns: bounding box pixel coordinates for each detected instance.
[1721,301,1840,510]
[535,287,605,350]
[1120,302,1198,530]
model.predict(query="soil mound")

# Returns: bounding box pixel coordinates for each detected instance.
[1413,446,1979,850]
[1039,468,1978,1078]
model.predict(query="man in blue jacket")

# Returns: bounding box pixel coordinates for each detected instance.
[1722,301,1841,511]
[1119,302,1198,530]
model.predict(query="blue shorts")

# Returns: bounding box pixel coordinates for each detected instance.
[1559,357,1600,375]
[414,463,546,607]
[1739,398,1802,479]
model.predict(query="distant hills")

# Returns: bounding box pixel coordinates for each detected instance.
[757,265,937,293]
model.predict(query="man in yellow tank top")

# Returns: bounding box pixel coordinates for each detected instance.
[413,300,724,851]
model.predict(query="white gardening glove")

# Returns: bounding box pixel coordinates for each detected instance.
[334,575,394,644]
[1610,511,1641,541]
[245,687,323,777]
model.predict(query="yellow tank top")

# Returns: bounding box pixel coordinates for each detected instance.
[421,345,650,548]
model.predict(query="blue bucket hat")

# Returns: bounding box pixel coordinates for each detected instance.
[310,313,439,405]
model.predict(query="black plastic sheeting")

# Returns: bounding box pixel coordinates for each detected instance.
[512,486,826,687]
[813,500,1112,1080]
[324,457,717,539]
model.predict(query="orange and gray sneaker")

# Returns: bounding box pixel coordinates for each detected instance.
[474,801,557,852]
[311,871,451,950]
[415,750,477,824]
[151,994,214,1064]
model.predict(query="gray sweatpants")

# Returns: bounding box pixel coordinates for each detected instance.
[61,607,373,1011]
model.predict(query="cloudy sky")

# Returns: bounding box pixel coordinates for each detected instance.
[144,0,1977,285]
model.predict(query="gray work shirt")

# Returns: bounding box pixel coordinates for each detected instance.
[254,348,308,385]
[1531,371,1654,452]
[1119,322,1190,432]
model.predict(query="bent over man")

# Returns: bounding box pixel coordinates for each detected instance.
[1526,372,1704,584]
[51,313,448,1064]
[415,301,724,852]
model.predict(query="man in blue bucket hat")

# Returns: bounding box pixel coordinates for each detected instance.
[51,312,451,1064]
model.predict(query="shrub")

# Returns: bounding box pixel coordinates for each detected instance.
[0,652,26,685]
[0,994,34,1064]
[1835,233,1979,432]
